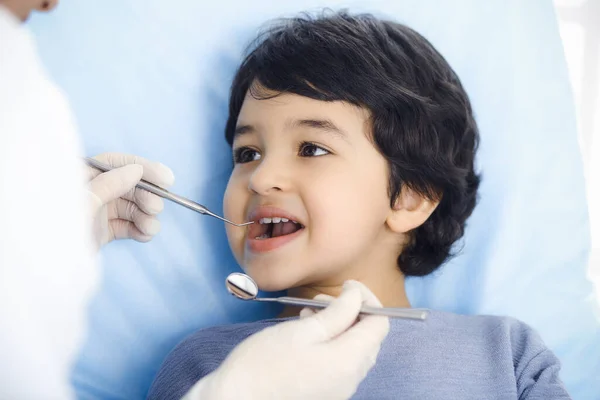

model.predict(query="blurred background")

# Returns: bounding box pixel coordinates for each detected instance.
[554,0,600,295]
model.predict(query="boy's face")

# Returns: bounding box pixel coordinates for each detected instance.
[224,91,402,292]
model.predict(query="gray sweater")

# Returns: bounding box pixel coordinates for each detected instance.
[147,310,571,399]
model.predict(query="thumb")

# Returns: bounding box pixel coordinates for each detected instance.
[299,294,335,318]
[88,164,144,207]
[300,285,362,343]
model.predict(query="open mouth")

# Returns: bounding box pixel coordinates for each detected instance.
[245,207,306,253]
[250,217,304,240]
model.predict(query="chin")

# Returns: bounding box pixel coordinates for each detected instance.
[243,263,305,293]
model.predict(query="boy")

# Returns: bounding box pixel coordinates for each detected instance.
[148,11,570,399]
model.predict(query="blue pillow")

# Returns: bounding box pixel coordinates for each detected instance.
[30,0,599,398]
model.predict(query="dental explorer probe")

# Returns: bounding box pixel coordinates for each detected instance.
[84,157,253,227]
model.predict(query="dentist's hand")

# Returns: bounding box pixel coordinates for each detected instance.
[182,280,390,400]
[86,152,174,249]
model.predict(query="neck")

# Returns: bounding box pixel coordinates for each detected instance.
[279,266,410,318]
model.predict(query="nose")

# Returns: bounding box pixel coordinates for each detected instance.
[248,156,288,195]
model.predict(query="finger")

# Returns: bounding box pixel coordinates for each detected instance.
[345,280,386,323]
[314,294,335,302]
[299,308,316,318]
[334,281,390,350]
[90,173,165,215]
[299,294,335,318]
[351,280,384,308]
[101,185,164,215]
[86,154,169,214]
[88,153,175,188]
[130,187,165,215]
[88,165,144,209]
[334,312,390,354]
[109,219,153,242]
[301,285,363,343]
[108,198,161,236]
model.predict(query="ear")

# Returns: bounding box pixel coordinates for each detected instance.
[386,187,440,233]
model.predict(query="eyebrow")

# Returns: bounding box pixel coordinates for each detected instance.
[234,124,255,136]
[291,119,348,139]
[234,118,348,140]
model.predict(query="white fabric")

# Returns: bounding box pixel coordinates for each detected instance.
[182,281,389,400]
[554,0,600,296]
[0,7,98,399]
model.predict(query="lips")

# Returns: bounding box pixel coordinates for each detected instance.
[246,206,305,253]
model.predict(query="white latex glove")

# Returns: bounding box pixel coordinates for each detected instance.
[182,280,390,400]
[86,152,175,249]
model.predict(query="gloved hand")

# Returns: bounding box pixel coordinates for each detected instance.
[86,153,174,249]
[182,280,390,400]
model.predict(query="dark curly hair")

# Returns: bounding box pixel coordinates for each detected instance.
[224,11,481,277]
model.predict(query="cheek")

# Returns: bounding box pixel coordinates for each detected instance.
[307,165,390,246]
[223,177,237,220]
[223,173,246,255]
[223,169,251,218]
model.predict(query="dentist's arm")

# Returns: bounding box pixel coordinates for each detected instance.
[182,281,390,400]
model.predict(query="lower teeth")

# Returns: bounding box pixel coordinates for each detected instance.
[255,234,270,240]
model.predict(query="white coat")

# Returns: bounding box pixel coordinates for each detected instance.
[0,6,98,399]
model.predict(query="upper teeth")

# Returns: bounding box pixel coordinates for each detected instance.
[259,217,294,224]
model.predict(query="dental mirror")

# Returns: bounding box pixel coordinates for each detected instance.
[226,272,260,300]
[225,272,429,320]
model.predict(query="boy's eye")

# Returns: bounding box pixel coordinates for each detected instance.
[299,142,330,157]
[233,147,261,164]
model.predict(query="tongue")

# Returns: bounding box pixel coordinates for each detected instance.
[272,221,300,238]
